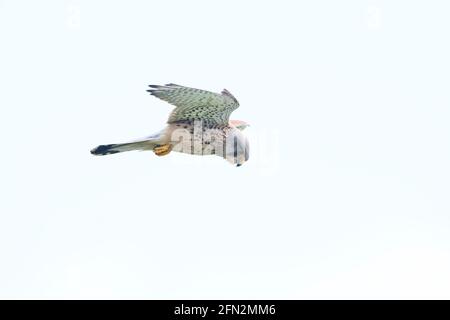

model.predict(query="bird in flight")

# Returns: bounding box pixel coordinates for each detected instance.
[91,83,249,166]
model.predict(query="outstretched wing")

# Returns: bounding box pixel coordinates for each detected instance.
[147,83,239,127]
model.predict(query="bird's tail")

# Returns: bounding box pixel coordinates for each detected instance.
[90,133,163,156]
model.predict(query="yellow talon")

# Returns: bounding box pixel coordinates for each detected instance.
[153,144,172,156]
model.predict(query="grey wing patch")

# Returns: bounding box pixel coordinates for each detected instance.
[221,88,239,105]
[146,84,239,127]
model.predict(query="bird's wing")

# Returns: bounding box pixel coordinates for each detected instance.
[147,83,239,127]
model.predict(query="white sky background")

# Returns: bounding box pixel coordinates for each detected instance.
[0,0,450,299]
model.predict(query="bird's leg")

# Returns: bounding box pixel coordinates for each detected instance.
[153,144,173,156]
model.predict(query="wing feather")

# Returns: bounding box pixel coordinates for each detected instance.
[147,84,239,126]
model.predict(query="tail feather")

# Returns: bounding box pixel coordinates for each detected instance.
[91,144,122,155]
[91,138,160,156]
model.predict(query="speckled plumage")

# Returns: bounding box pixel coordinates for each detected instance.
[147,83,239,127]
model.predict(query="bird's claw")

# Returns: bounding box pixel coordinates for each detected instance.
[153,144,172,156]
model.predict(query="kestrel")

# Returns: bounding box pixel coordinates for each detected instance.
[90,83,249,166]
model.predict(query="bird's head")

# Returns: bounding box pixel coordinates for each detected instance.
[229,120,250,131]
[225,120,250,167]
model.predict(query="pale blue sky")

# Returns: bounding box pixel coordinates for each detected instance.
[1,0,450,299]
